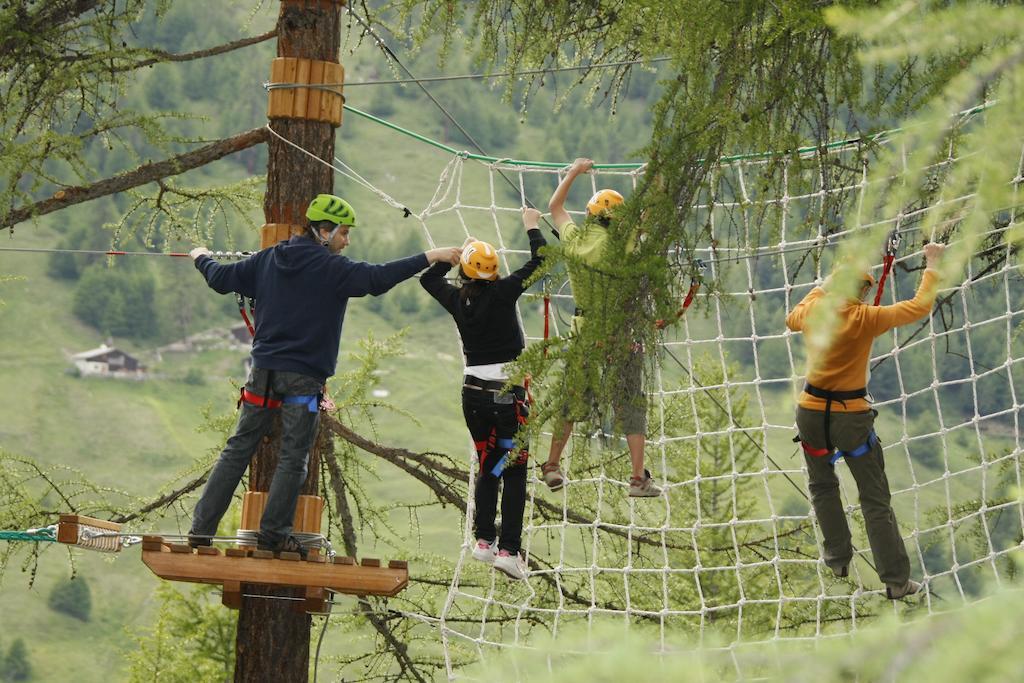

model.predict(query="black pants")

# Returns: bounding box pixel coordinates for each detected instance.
[462,383,528,554]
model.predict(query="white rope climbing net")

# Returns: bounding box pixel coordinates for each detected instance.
[283,118,1024,677]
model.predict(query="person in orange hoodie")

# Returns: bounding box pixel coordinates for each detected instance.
[786,241,944,599]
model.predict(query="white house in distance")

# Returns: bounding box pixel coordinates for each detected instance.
[72,344,145,378]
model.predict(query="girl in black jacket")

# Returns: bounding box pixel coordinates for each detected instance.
[420,207,546,580]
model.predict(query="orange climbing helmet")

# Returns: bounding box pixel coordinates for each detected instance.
[586,189,624,218]
[460,240,499,281]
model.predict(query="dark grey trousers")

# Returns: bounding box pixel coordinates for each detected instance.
[796,406,910,587]
[191,367,321,547]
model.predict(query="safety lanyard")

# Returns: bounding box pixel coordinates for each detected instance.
[236,294,256,337]
[873,230,901,306]
[657,258,706,329]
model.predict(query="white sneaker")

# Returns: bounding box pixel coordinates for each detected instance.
[471,539,496,564]
[494,549,528,580]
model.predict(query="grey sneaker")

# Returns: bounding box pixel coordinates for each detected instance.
[629,470,662,497]
[541,462,565,491]
[494,549,528,580]
[835,565,849,579]
[886,579,921,599]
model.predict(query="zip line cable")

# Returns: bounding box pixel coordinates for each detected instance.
[340,6,564,239]
[0,247,252,259]
[269,56,673,88]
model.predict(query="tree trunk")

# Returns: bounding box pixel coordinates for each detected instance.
[235,2,342,681]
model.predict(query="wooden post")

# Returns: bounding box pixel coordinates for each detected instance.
[235,1,345,681]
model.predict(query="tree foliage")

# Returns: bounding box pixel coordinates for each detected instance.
[127,584,235,683]
[0,0,273,243]
[48,575,92,621]
[0,638,31,682]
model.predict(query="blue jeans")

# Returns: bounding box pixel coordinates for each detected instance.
[191,367,321,547]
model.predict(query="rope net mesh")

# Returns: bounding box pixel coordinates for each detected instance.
[301,121,1023,675]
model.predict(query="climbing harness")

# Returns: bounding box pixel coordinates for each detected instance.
[237,370,322,413]
[797,430,879,466]
[794,383,876,465]
[873,229,901,306]
[463,376,529,476]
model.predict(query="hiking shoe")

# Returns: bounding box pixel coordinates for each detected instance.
[541,462,565,491]
[494,549,528,580]
[471,539,497,564]
[886,579,921,600]
[187,532,212,549]
[258,534,309,559]
[628,470,662,497]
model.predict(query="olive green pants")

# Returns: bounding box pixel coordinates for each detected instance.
[796,407,910,587]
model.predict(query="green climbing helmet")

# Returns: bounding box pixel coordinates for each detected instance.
[306,194,357,227]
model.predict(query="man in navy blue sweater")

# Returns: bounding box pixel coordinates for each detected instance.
[187,194,460,555]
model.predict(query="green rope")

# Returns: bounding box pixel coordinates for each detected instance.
[341,101,993,169]
[0,528,57,543]
[342,105,641,169]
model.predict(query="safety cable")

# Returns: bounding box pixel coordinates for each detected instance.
[341,5,563,239]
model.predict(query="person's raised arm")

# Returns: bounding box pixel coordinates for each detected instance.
[548,158,593,227]
[499,208,547,299]
[338,247,461,299]
[419,244,465,315]
[864,242,944,335]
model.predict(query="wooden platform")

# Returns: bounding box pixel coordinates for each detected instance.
[141,536,408,612]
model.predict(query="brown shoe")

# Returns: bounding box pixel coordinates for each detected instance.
[886,579,921,599]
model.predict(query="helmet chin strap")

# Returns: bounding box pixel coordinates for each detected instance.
[310,223,341,248]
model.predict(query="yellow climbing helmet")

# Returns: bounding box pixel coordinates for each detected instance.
[306,194,357,227]
[586,189,624,217]
[460,240,499,281]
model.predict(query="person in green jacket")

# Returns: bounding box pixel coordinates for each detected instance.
[540,157,661,498]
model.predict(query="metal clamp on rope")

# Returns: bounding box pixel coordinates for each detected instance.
[874,229,902,306]
[236,294,255,337]
[656,258,707,329]
[884,229,902,256]
[682,258,707,309]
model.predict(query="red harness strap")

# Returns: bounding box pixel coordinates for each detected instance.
[238,387,282,409]
[800,441,832,458]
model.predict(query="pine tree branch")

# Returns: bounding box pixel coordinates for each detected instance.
[321,415,467,510]
[1,127,269,231]
[111,472,209,525]
[322,414,700,553]
[0,0,101,57]
[109,30,278,73]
